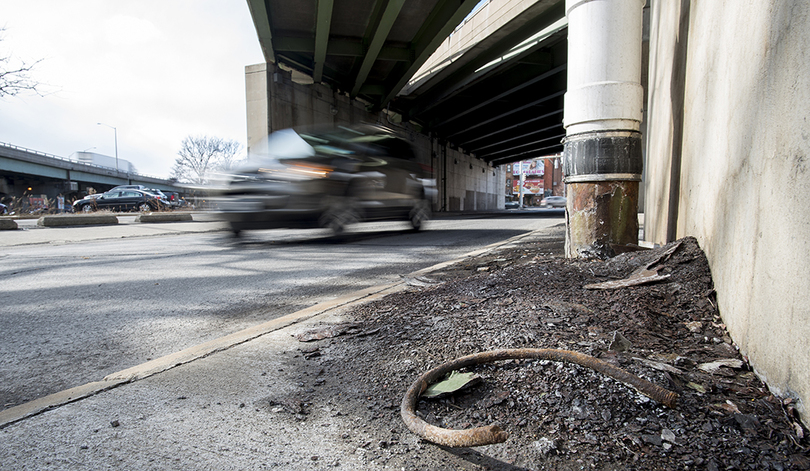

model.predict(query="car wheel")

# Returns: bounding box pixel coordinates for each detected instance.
[320,200,359,235]
[81,204,94,213]
[138,202,152,212]
[409,200,431,231]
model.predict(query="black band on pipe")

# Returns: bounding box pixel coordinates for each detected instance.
[563,131,643,178]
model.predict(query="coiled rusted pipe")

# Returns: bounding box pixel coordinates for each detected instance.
[401,348,678,447]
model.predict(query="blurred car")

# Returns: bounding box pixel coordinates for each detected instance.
[72,190,166,213]
[540,195,566,208]
[216,125,436,236]
[504,201,520,210]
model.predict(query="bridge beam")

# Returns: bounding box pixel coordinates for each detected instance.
[563,0,645,259]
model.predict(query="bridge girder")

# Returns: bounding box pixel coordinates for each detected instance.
[246,0,568,166]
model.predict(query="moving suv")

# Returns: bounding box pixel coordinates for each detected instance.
[217,125,436,237]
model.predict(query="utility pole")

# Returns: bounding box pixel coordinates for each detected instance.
[97,122,119,172]
[518,161,525,208]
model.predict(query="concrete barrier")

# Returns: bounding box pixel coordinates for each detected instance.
[135,213,193,223]
[0,219,18,230]
[37,215,119,227]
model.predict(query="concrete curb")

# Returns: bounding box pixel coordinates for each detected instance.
[37,215,119,227]
[135,213,193,223]
[0,282,402,429]
[0,219,18,230]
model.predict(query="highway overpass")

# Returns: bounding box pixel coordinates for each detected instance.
[0,142,184,203]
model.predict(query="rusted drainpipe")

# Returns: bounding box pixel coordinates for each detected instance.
[563,0,645,259]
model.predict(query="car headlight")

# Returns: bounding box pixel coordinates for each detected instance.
[257,163,332,181]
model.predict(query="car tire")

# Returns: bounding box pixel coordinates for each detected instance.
[320,199,359,235]
[409,199,430,231]
[138,203,152,212]
[81,204,94,213]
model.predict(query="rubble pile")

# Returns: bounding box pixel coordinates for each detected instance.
[296,231,808,470]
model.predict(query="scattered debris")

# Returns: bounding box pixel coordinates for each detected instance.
[533,437,558,455]
[401,275,442,287]
[633,357,684,374]
[585,239,683,290]
[294,323,362,342]
[584,266,670,290]
[609,331,632,352]
[698,358,744,375]
[685,321,703,332]
[294,235,807,469]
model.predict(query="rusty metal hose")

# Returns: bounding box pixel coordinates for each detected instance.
[401,348,678,448]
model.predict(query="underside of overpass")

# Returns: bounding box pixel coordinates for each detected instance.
[245,0,567,166]
[245,0,646,257]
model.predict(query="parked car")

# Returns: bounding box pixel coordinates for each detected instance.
[540,195,566,208]
[145,189,171,205]
[160,191,181,208]
[216,125,436,236]
[504,201,520,210]
[109,184,150,192]
[72,190,166,213]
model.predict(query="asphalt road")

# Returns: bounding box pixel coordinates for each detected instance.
[0,213,563,412]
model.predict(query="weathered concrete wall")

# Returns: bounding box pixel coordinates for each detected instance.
[645,0,810,420]
[245,63,504,212]
[245,64,269,153]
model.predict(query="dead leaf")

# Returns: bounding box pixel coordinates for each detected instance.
[686,382,707,394]
[712,400,741,414]
[422,371,481,399]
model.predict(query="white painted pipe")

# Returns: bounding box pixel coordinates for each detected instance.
[563,0,645,135]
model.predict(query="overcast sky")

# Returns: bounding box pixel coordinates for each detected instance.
[0,0,265,178]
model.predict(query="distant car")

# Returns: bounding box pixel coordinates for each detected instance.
[145,189,171,205]
[504,201,520,210]
[109,184,150,192]
[72,190,166,213]
[216,125,436,236]
[541,195,566,208]
[161,191,182,208]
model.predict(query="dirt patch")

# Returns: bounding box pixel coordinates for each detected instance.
[287,228,809,470]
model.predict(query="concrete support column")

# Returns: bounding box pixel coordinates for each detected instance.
[563,0,645,258]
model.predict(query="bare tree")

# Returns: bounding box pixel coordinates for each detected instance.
[171,135,242,184]
[0,28,42,98]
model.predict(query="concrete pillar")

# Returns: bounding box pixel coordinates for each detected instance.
[563,0,645,258]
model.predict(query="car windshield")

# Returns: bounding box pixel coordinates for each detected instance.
[299,126,415,161]
[243,125,416,169]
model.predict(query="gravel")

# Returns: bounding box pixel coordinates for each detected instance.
[290,228,809,470]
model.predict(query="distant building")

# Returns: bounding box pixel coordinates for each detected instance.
[505,154,564,205]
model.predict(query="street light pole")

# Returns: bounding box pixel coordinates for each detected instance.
[96,122,119,171]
